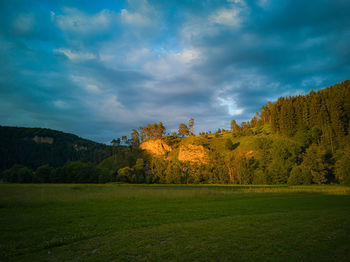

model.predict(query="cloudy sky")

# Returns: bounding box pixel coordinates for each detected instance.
[0,0,349,143]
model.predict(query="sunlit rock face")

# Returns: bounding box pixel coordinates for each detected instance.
[178,144,209,164]
[140,139,172,157]
[140,139,208,164]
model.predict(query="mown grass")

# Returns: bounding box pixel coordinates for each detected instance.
[0,184,349,261]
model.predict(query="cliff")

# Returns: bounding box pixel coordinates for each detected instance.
[140,139,209,164]
[140,139,172,157]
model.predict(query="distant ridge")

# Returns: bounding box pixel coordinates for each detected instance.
[0,126,112,171]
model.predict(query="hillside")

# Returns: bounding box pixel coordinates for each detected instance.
[135,81,350,185]
[0,126,112,171]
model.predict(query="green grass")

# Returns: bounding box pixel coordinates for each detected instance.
[1,184,350,261]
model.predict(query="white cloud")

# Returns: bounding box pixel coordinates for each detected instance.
[181,5,245,43]
[210,8,241,27]
[56,8,117,35]
[173,49,200,64]
[218,97,244,116]
[105,95,124,109]
[120,9,152,26]
[71,75,104,94]
[119,0,157,27]
[54,48,96,61]
[143,48,201,78]
[85,84,102,93]
[301,76,326,87]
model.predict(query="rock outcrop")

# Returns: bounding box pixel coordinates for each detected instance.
[32,136,54,144]
[178,144,208,164]
[140,139,209,164]
[140,139,172,157]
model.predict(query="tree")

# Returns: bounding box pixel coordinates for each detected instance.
[267,140,300,184]
[35,164,53,183]
[98,168,113,184]
[335,146,350,184]
[133,158,145,183]
[189,118,194,135]
[178,123,189,137]
[117,166,133,182]
[301,144,328,184]
[2,164,33,183]
[156,122,166,138]
[287,165,312,185]
[131,129,140,146]
[231,120,240,132]
[111,138,120,147]
[238,158,255,184]
[137,122,166,141]
[111,138,120,160]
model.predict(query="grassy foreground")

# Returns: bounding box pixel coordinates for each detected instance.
[0,184,350,261]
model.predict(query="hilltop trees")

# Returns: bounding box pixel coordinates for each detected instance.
[254,80,350,149]
[131,129,140,145]
[111,138,120,147]
[189,118,194,135]
[138,122,166,142]
[231,120,240,132]
[178,123,190,137]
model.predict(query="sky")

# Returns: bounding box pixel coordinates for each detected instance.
[0,0,349,143]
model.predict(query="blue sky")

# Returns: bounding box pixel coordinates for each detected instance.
[0,0,349,143]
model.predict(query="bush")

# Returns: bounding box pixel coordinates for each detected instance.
[63,161,99,183]
[35,164,54,183]
[98,168,113,184]
[117,166,133,182]
[288,166,312,185]
[2,164,33,183]
[225,139,234,150]
[252,169,267,185]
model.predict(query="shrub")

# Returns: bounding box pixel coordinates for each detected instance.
[252,169,267,185]
[225,139,234,150]
[288,166,312,185]
[117,166,133,182]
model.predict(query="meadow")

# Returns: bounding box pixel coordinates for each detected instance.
[0,184,350,261]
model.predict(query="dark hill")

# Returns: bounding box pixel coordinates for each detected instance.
[0,126,112,171]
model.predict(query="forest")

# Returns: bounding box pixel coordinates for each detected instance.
[1,80,350,185]
[0,127,113,171]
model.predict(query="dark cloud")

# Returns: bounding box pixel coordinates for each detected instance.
[0,0,349,143]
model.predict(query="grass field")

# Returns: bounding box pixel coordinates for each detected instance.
[0,184,350,261]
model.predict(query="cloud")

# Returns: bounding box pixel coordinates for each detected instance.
[120,9,152,26]
[210,8,241,27]
[53,100,68,109]
[55,8,118,37]
[0,0,349,142]
[85,84,101,93]
[54,48,96,61]
[218,97,244,116]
